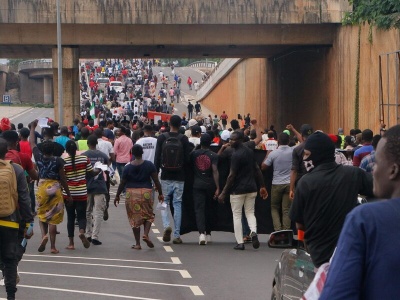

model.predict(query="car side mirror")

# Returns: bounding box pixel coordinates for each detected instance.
[268,230,296,248]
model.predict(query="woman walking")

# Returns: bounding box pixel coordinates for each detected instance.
[64,140,100,250]
[30,120,71,254]
[114,144,164,249]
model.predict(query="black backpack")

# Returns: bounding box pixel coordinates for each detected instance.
[161,133,184,172]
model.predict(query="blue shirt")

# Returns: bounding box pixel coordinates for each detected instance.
[54,135,69,149]
[320,198,400,299]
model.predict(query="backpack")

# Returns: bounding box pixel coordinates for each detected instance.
[161,133,184,172]
[0,160,18,217]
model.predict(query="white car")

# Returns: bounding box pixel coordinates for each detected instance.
[109,81,123,93]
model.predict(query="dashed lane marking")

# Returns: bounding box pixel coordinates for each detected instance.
[24,254,179,265]
[179,270,192,279]
[19,272,203,296]
[17,285,161,299]
[163,246,174,252]
[157,236,163,242]
[22,259,190,278]
[152,229,160,234]
[171,257,182,264]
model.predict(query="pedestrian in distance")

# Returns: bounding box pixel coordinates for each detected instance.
[114,144,164,249]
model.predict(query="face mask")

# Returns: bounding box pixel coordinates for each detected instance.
[303,158,315,172]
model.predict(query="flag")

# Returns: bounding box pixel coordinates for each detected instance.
[90,101,96,120]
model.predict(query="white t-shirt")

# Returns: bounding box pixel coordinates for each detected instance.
[135,136,157,164]
[189,137,200,147]
[264,139,278,151]
[97,139,114,157]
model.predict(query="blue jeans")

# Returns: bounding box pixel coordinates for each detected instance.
[160,180,184,238]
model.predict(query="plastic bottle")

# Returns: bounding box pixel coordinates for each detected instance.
[21,222,34,247]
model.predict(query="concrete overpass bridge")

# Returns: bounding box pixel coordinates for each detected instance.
[0,0,353,128]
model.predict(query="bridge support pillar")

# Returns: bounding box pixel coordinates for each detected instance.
[52,47,80,126]
[43,76,53,104]
[0,66,7,98]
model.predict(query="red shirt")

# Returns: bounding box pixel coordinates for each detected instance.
[19,141,32,158]
[5,150,34,172]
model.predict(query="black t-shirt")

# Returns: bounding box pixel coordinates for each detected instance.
[291,142,307,184]
[230,144,257,194]
[190,149,218,189]
[195,103,201,112]
[289,162,373,267]
[187,103,193,112]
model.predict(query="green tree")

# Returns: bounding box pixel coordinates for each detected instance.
[8,59,26,72]
[344,0,400,30]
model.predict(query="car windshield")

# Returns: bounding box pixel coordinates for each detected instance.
[97,79,109,83]
[111,82,122,86]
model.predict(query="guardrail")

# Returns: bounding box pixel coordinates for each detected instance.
[197,58,242,101]
[187,61,218,69]
[18,59,52,72]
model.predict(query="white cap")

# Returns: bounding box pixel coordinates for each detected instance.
[188,119,198,127]
[220,130,231,141]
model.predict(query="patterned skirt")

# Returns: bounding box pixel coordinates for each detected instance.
[36,179,65,225]
[125,188,154,228]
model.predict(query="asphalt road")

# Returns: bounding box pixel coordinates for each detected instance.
[1,184,282,300]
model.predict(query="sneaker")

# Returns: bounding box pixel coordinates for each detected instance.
[234,243,245,250]
[250,231,260,249]
[103,208,109,221]
[206,234,212,243]
[163,227,172,242]
[91,239,102,245]
[199,234,206,245]
[172,237,183,244]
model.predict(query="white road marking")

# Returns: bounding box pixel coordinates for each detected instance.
[157,236,163,242]
[163,246,173,252]
[24,254,178,264]
[22,259,189,277]
[151,223,155,227]
[171,257,182,264]
[179,270,192,278]
[18,285,160,299]
[190,286,205,296]
[20,272,203,295]
[9,108,34,120]
[152,228,160,234]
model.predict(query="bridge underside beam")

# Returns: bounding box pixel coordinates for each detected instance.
[0,24,337,58]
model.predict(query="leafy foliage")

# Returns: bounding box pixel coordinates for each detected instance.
[344,0,400,30]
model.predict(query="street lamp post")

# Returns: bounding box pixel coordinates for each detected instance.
[57,0,63,126]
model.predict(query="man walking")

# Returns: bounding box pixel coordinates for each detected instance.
[190,134,220,245]
[217,131,268,250]
[0,138,34,300]
[154,115,191,244]
[220,111,228,130]
[261,133,293,231]
[135,125,157,164]
[187,102,194,119]
[83,135,109,245]
[194,101,201,116]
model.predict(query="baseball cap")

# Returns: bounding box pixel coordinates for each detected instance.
[220,130,231,141]
[191,125,202,135]
[300,124,313,137]
[188,119,197,127]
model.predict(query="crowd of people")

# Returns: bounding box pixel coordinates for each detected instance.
[0,58,399,299]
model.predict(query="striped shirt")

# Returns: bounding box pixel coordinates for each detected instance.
[63,155,93,201]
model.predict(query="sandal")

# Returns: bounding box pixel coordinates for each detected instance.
[243,236,252,244]
[38,235,48,252]
[65,245,75,250]
[131,245,142,250]
[79,233,91,249]
[142,235,154,248]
